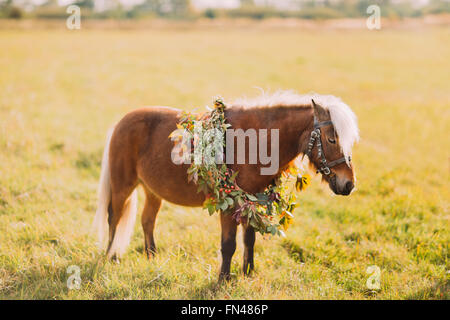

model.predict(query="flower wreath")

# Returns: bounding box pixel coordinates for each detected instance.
[170,98,310,236]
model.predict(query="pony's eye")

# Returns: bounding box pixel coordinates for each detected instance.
[328,138,336,144]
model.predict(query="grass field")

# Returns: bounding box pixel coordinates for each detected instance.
[0,23,449,299]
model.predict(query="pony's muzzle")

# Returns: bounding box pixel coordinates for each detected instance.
[342,181,354,196]
[330,175,354,196]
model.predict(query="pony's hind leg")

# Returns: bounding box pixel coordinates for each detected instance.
[141,189,161,258]
[106,181,138,260]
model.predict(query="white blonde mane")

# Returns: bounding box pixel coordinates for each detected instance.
[232,90,360,163]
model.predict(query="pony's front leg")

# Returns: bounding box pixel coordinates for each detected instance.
[242,223,255,276]
[219,213,237,281]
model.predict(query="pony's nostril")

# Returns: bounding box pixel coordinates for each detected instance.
[345,181,354,194]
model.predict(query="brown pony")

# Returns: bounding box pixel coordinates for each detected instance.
[93,91,359,280]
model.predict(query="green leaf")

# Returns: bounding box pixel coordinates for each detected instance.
[220,201,229,211]
[250,217,259,229]
[256,193,268,201]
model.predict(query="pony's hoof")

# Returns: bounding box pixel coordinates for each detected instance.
[108,254,120,264]
[243,264,254,276]
[145,248,157,259]
[219,273,231,282]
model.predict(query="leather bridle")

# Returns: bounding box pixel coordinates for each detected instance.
[306,117,349,176]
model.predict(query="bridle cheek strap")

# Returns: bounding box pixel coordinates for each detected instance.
[306,118,349,176]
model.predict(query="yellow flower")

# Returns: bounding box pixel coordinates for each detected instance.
[288,166,299,176]
[280,213,293,230]
[295,174,311,192]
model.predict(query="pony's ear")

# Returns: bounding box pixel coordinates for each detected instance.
[311,99,328,120]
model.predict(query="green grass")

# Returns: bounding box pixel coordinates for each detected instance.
[0,25,449,299]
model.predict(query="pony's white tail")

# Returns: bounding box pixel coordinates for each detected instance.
[92,127,138,258]
[106,189,137,258]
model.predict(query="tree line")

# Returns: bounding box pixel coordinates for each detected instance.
[1,0,449,20]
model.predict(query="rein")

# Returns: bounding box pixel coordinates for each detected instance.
[306,117,349,176]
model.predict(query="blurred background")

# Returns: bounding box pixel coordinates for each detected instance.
[0,0,449,20]
[0,0,448,300]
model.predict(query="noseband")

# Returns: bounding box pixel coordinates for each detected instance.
[306,117,349,176]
